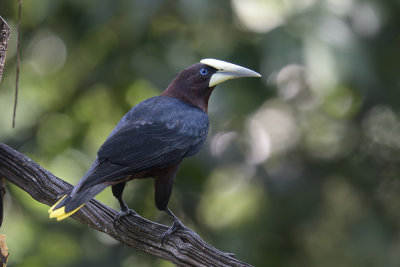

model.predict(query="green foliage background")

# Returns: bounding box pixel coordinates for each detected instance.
[1,0,400,266]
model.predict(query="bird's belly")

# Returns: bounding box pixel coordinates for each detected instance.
[123,170,152,182]
[121,161,182,182]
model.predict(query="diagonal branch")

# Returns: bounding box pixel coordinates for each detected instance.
[0,143,252,267]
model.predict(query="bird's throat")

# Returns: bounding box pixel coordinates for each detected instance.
[162,84,214,113]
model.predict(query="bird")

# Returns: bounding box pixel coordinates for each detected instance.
[48,58,261,242]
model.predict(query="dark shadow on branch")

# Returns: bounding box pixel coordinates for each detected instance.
[0,143,252,267]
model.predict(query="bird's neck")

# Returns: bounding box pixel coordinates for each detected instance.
[162,82,213,113]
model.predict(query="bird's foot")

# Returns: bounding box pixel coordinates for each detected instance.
[113,208,136,229]
[161,208,190,246]
[161,220,187,246]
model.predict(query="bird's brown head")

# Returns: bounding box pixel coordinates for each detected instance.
[162,59,261,112]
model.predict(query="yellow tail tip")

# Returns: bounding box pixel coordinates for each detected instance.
[48,195,67,213]
[48,195,85,221]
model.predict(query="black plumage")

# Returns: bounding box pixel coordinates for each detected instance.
[58,96,209,213]
[49,58,261,241]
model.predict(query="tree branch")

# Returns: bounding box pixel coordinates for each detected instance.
[0,143,252,267]
[0,16,11,83]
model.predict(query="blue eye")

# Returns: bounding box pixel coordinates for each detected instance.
[200,68,208,76]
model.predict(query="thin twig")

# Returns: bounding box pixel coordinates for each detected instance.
[12,0,22,128]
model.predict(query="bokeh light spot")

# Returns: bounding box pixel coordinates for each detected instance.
[197,165,263,230]
[28,32,67,75]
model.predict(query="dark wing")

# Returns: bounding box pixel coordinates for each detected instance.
[75,96,209,191]
[73,96,209,194]
[98,109,209,169]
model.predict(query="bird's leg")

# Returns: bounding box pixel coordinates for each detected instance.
[161,208,189,245]
[153,167,189,245]
[112,182,136,227]
[114,195,136,218]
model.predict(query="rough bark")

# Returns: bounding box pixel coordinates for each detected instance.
[0,143,252,267]
[0,17,10,82]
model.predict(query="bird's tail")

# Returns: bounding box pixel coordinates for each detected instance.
[48,194,84,221]
[48,183,107,221]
